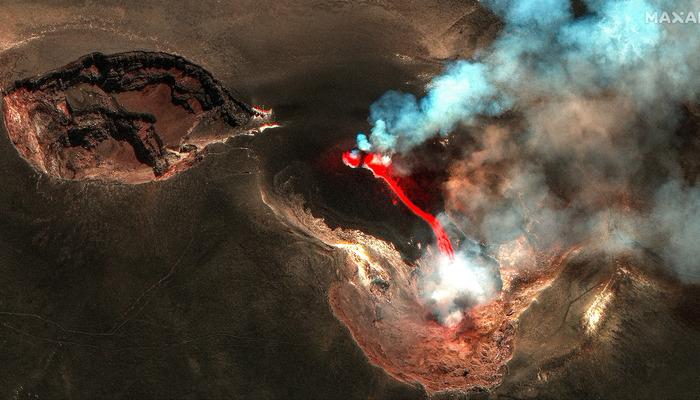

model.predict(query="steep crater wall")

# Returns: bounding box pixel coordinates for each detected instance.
[2,51,267,183]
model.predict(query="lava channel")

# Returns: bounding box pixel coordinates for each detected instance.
[343,149,455,259]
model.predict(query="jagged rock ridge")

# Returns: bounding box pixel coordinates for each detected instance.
[2,51,267,183]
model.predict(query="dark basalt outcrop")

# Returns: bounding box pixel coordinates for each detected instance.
[2,51,269,183]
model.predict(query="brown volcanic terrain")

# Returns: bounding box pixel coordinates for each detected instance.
[262,159,700,397]
[0,1,698,400]
[2,52,267,183]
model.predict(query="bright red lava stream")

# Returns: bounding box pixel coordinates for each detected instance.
[343,150,455,260]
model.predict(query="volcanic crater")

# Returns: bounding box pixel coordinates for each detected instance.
[2,51,269,183]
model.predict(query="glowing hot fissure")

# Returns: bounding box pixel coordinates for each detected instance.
[343,150,455,260]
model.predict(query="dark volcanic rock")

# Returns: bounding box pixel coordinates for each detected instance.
[2,51,268,183]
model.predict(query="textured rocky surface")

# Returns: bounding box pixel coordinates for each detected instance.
[263,170,564,392]
[0,1,698,399]
[2,51,265,183]
[264,161,700,398]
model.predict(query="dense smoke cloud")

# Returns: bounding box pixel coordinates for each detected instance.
[651,182,700,279]
[357,0,700,319]
[359,62,508,152]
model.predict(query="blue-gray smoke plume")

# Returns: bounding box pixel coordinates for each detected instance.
[357,0,700,291]
[359,62,509,152]
[359,0,676,154]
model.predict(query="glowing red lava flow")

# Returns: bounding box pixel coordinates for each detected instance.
[343,150,455,260]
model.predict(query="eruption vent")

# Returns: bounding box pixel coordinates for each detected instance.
[342,149,454,259]
[351,0,700,284]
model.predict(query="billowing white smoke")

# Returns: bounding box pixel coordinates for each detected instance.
[356,0,700,321]
[420,251,502,326]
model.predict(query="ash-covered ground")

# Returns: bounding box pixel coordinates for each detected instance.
[0,1,698,399]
